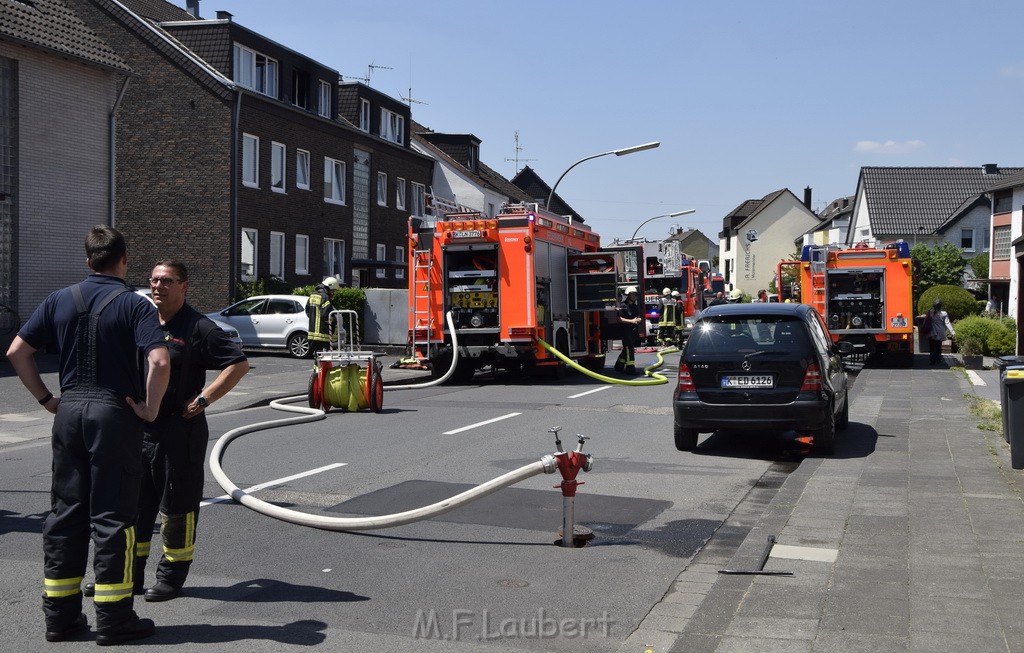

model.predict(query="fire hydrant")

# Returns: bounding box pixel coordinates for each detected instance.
[549,427,593,547]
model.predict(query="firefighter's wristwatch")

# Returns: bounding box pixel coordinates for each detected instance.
[196,395,208,408]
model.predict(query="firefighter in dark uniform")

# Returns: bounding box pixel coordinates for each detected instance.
[614,286,643,374]
[307,276,342,355]
[6,226,169,645]
[136,261,248,601]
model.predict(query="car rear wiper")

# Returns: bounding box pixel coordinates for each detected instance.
[744,350,768,360]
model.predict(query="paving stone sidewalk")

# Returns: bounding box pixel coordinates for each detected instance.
[652,362,1024,653]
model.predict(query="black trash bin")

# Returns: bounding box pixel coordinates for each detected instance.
[1003,368,1024,470]
[996,357,1024,442]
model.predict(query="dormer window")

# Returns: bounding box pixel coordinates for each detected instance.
[467,144,478,171]
[380,108,404,145]
[233,43,277,98]
[359,99,371,132]
[318,80,331,118]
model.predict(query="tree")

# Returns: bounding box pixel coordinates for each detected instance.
[969,252,989,281]
[910,242,967,305]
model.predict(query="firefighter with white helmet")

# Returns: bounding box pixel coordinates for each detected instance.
[307,277,342,356]
[614,287,642,374]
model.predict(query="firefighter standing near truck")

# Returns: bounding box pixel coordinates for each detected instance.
[615,287,643,374]
[657,287,677,346]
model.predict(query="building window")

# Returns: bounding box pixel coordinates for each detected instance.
[359,99,371,132]
[993,225,1011,259]
[487,202,495,218]
[994,190,1013,214]
[324,157,345,204]
[295,234,309,274]
[241,228,258,280]
[380,108,404,144]
[269,231,285,278]
[377,172,387,206]
[324,238,345,278]
[395,246,405,280]
[271,142,286,192]
[960,228,975,252]
[396,178,406,210]
[375,243,387,278]
[242,133,259,188]
[318,80,331,118]
[296,149,310,190]
[233,44,277,98]
[292,69,309,109]
[411,182,426,217]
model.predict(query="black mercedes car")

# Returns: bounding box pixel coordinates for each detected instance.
[672,302,853,454]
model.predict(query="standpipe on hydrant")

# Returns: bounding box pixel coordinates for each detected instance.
[548,426,594,547]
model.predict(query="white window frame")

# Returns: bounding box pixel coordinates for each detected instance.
[271,141,286,193]
[375,243,387,278]
[396,177,406,210]
[960,228,975,252]
[359,99,371,132]
[377,172,388,206]
[269,231,285,279]
[242,133,259,188]
[324,157,345,205]
[324,238,345,278]
[379,107,404,144]
[411,182,426,217]
[295,149,310,190]
[395,245,405,280]
[295,234,309,275]
[233,43,277,98]
[318,80,331,118]
[241,228,258,281]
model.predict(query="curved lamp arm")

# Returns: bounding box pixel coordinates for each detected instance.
[545,141,660,210]
[629,209,696,242]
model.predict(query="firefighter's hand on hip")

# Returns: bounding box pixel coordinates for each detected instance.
[182,395,207,419]
[127,396,160,422]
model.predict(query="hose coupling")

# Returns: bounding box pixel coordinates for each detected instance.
[540,454,558,474]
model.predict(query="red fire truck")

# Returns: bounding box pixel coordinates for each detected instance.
[407,204,627,381]
[777,241,916,364]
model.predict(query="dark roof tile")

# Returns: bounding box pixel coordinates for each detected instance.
[0,0,129,71]
[861,166,1023,235]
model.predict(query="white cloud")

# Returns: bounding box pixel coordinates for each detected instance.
[853,139,925,154]
[1000,63,1024,78]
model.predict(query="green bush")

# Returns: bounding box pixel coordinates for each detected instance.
[987,327,1017,357]
[918,285,979,321]
[953,315,1017,356]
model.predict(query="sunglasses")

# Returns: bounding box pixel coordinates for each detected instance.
[148,277,182,286]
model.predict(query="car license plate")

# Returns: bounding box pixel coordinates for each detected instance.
[890,317,908,328]
[721,374,774,388]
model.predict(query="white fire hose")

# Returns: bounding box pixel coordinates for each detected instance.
[208,311,564,530]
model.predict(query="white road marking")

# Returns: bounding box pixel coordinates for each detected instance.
[443,412,522,435]
[567,386,612,399]
[770,544,839,563]
[202,462,347,506]
[966,370,985,386]
[0,413,42,422]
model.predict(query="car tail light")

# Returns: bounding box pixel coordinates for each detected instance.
[677,363,696,392]
[801,362,822,392]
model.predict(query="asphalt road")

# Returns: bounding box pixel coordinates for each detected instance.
[0,353,830,652]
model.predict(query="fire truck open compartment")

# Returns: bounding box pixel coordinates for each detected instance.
[444,245,499,331]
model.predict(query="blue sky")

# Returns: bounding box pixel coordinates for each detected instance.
[195,0,1024,242]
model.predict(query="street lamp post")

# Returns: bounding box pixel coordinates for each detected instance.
[545,141,660,211]
[629,209,696,242]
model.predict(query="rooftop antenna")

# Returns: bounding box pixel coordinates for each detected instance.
[401,86,428,106]
[504,130,536,175]
[345,61,392,86]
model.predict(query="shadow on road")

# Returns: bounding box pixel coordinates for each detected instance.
[142,618,328,646]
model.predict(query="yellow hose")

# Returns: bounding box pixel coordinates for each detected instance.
[537,339,678,386]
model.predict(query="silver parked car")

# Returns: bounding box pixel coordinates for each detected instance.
[205,294,310,358]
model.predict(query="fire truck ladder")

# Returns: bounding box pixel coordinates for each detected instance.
[807,246,828,316]
[410,245,435,363]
